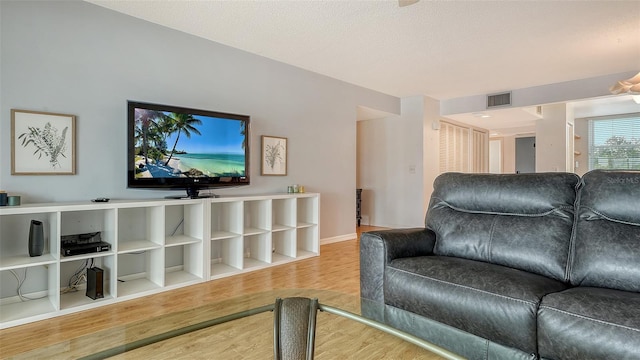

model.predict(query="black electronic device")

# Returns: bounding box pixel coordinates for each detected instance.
[61,232,111,257]
[127,101,251,199]
[62,241,111,257]
[86,267,104,300]
[28,220,44,257]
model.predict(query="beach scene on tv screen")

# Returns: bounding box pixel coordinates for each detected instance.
[133,108,247,179]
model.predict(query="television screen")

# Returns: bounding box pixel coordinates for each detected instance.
[127,101,250,198]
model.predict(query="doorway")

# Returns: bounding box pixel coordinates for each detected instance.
[515,136,536,173]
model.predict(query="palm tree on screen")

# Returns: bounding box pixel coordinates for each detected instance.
[135,109,163,165]
[164,113,202,166]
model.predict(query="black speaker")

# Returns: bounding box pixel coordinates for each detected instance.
[86,267,104,300]
[28,220,44,257]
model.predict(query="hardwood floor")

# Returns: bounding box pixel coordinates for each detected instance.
[0,226,393,358]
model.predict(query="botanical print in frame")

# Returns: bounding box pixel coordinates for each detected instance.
[11,109,76,175]
[261,135,287,176]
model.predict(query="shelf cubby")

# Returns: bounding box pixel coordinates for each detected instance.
[0,212,58,269]
[297,196,319,228]
[272,198,296,231]
[297,226,319,258]
[165,203,203,246]
[210,236,243,279]
[117,206,163,253]
[0,265,57,325]
[59,256,114,310]
[243,233,271,270]
[116,250,163,298]
[164,244,202,287]
[272,229,296,263]
[243,199,271,235]
[210,200,243,239]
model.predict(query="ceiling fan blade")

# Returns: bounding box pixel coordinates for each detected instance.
[610,72,640,94]
[625,72,640,85]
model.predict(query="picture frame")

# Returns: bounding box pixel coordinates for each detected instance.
[11,109,76,175]
[261,135,287,176]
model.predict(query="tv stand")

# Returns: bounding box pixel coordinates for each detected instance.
[165,187,218,199]
[0,193,319,328]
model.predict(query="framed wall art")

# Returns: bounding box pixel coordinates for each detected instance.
[261,135,287,176]
[11,109,76,175]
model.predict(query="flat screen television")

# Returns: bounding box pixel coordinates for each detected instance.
[127,101,250,198]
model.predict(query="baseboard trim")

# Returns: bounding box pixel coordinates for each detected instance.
[320,233,357,245]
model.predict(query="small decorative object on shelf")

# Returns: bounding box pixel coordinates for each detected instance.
[28,220,44,257]
[7,196,20,206]
[0,191,6,206]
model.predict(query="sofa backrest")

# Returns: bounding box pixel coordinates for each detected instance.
[570,170,640,292]
[426,172,580,282]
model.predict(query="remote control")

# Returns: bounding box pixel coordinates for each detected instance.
[92,198,110,202]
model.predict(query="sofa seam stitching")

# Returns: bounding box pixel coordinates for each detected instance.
[566,179,582,283]
[433,198,572,218]
[487,216,498,263]
[581,206,640,227]
[540,305,640,334]
[391,267,538,306]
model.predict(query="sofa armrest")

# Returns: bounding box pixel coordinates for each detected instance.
[360,228,436,303]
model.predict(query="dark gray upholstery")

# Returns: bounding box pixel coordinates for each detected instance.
[386,256,567,353]
[428,172,579,281]
[570,170,640,292]
[359,228,436,303]
[538,287,640,360]
[536,170,640,359]
[360,170,640,360]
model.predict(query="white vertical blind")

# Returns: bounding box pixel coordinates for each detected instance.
[439,121,488,173]
[588,114,640,170]
[472,129,488,173]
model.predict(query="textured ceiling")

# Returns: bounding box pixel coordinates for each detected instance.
[86,0,640,131]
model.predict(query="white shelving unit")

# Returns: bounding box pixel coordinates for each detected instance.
[0,193,319,328]
[208,194,319,280]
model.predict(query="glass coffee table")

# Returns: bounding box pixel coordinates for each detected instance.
[8,289,463,359]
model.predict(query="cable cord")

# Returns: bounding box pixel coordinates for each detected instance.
[61,259,93,294]
[9,268,49,301]
[171,218,184,236]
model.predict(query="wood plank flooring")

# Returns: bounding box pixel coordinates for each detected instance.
[0,226,444,359]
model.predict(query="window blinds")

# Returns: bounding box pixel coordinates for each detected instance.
[439,121,488,173]
[588,114,640,170]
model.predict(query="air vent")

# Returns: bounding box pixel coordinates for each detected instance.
[487,92,512,108]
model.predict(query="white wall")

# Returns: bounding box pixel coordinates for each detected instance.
[356,96,440,228]
[535,103,574,172]
[0,1,400,241]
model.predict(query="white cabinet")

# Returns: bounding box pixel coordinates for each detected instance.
[0,193,319,328]
[208,194,319,279]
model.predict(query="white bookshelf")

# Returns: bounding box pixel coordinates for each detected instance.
[207,193,319,280]
[0,193,319,328]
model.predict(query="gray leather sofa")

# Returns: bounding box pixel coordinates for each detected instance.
[360,170,640,360]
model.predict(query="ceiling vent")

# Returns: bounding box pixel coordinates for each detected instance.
[487,92,512,108]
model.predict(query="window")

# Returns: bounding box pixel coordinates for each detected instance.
[588,114,640,170]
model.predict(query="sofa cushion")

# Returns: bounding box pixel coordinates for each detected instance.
[571,170,640,292]
[385,255,568,354]
[427,172,579,281]
[538,287,640,360]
